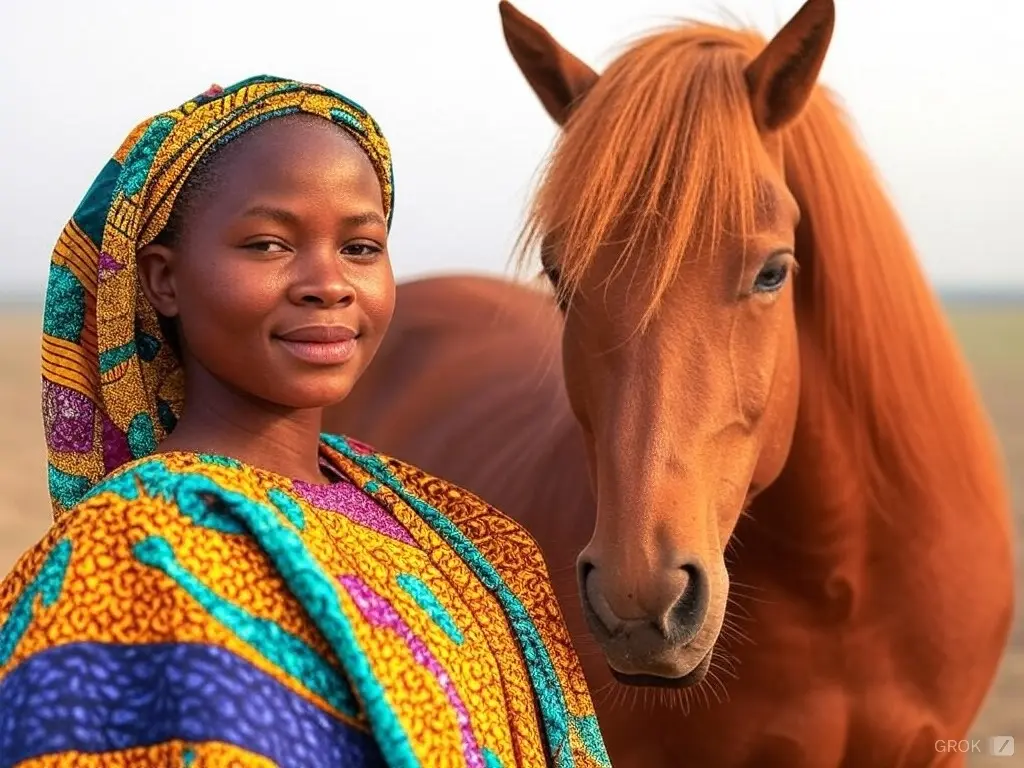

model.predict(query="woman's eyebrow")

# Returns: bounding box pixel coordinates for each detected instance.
[238,206,385,229]
[239,205,299,226]
[344,211,386,228]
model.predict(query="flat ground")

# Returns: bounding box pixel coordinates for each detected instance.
[0,304,1020,764]
[940,307,1023,767]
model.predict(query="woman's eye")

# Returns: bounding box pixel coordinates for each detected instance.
[342,243,382,259]
[752,258,791,293]
[244,241,289,253]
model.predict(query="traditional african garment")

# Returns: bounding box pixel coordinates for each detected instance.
[0,76,609,768]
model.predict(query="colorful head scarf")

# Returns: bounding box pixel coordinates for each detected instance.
[41,75,395,521]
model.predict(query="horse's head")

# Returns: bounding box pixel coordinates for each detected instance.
[500,0,834,685]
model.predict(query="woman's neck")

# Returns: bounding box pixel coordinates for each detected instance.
[157,366,329,484]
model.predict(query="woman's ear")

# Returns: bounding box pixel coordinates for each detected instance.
[136,243,180,318]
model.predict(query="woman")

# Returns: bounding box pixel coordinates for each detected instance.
[0,76,609,768]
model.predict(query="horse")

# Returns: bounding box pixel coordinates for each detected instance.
[325,0,1016,764]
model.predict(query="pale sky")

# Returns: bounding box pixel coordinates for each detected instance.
[1,0,1021,297]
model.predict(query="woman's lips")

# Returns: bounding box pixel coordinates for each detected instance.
[275,325,358,365]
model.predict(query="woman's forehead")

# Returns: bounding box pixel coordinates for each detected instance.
[200,115,361,175]
[184,118,381,213]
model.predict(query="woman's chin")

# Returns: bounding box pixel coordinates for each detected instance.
[269,380,358,411]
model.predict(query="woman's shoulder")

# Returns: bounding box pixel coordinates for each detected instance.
[88,449,261,497]
[2,450,302,630]
[1,449,343,694]
[4,452,277,605]
[81,450,302,523]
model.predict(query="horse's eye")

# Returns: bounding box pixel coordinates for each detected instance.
[543,261,562,286]
[752,254,792,294]
[541,262,570,312]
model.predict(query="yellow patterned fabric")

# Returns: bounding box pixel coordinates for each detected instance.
[0,440,608,767]
[0,76,610,767]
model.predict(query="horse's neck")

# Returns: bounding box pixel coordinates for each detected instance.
[745,339,874,565]
[742,278,1007,585]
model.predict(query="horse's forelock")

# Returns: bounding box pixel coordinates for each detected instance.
[515,23,773,328]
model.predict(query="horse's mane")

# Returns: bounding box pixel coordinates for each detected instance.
[518,20,1007,508]
[782,83,1004,508]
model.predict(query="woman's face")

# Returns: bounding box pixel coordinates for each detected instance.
[139,116,395,410]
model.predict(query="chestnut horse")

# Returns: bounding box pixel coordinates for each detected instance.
[326,0,1015,764]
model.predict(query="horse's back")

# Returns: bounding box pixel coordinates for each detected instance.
[325,274,576,509]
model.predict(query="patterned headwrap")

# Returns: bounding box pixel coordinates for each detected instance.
[41,75,394,521]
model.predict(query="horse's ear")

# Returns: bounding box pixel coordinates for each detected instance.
[744,0,835,133]
[499,1,599,126]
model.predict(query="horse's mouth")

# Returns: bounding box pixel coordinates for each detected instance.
[607,647,713,689]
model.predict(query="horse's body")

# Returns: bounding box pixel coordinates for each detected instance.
[326,2,1015,765]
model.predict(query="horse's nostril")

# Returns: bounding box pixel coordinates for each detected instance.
[578,559,595,585]
[666,562,710,644]
[578,560,625,635]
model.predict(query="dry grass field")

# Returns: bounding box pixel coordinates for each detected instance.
[0,302,1020,764]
